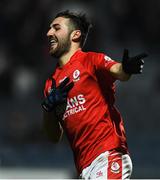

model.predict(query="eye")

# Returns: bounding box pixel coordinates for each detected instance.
[55,27,60,31]
[51,24,61,31]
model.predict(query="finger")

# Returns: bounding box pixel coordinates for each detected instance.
[132,67,141,74]
[50,78,56,89]
[58,77,70,89]
[133,53,148,60]
[63,82,74,93]
[134,60,144,73]
[136,59,144,66]
[140,64,144,69]
[41,98,53,112]
[140,62,144,72]
[123,49,129,61]
[135,65,144,74]
[141,59,144,65]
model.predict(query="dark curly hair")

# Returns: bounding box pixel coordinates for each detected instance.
[55,10,92,48]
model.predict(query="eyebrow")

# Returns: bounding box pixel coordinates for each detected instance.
[50,23,61,28]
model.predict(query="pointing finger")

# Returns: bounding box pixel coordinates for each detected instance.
[58,77,70,89]
[133,53,148,60]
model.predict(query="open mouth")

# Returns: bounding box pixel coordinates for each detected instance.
[49,37,58,47]
[50,39,57,46]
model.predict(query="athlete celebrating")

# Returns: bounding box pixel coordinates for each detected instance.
[42,10,148,179]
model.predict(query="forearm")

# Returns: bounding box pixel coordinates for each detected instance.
[43,110,63,143]
[109,63,131,81]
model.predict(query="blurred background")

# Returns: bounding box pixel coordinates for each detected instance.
[0,0,160,178]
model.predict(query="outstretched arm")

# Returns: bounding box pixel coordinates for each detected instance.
[109,49,148,81]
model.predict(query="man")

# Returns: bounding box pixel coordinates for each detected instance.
[42,10,147,179]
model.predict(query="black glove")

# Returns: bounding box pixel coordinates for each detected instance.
[42,77,74,112]
[122,49,148,74]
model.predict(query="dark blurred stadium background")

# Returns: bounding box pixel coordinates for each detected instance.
[0,0,160,178]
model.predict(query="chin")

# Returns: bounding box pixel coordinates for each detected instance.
[50,50,60,58]
[49,48,56,55]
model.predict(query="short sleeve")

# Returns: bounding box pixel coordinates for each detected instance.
[88,52,119,83]
[93,53,118,71]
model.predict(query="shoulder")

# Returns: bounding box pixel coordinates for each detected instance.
[78,50,105,64]
[83,51,104,58]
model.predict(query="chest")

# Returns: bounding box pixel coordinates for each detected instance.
[54,61,98,97]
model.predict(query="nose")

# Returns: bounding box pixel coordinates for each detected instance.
[47,27,54,37]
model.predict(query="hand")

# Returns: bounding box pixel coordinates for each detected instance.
[42,77,74,112]
[122,49,148,74]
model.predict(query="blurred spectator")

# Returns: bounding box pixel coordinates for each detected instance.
[12,66,38,99]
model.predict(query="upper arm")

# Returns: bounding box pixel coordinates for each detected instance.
[89,52,131,81]
[85,53,118,83]
[82,52,117,75]
[93,53,118,72]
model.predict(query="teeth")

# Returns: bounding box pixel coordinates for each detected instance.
[50,39,57,44]
[50,40,56,43]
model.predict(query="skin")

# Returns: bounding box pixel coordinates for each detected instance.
[44,16,131,143]
[47,17,81,67]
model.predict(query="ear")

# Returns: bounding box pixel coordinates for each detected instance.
[71,30,81,42]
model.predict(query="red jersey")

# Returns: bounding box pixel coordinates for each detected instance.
[44,50,128,174]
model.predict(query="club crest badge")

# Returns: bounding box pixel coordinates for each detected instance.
[111,162,120,173]
[73,70,80,82]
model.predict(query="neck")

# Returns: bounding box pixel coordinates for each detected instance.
[59,46,81,67]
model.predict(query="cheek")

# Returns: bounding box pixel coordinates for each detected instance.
[57,32,65,40]
[60,33,71,43]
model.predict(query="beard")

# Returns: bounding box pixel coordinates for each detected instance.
[49,34,71,58]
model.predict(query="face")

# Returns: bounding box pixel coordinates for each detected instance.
[47,17,73,58]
